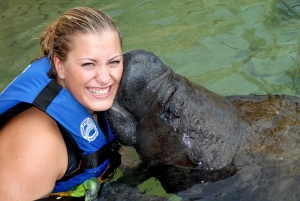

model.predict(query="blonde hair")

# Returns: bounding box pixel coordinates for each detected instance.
[39,7,122,79]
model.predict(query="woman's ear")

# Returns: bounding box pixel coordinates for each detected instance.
[53,55,64,79]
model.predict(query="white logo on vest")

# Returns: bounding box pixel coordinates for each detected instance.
[80,117,99,142]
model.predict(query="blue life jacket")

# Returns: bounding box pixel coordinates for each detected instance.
[0,57,120,193]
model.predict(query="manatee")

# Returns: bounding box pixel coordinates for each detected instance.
[107,50,300,200]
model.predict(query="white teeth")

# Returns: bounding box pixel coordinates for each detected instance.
[88,87,109,95]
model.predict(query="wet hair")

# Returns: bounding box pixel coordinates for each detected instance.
[38,7,122,79]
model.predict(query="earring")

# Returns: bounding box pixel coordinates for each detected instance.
[58,75,62,80]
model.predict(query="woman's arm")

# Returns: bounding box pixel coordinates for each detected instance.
[0,106,68,200]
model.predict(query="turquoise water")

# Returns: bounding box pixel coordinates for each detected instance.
[1,0,300,200]
[1,0,300,96]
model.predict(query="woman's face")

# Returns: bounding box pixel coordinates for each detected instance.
[54,31,123,113]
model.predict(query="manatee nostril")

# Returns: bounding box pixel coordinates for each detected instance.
[149,56,156,63]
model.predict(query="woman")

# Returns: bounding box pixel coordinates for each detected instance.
[0,7,123,200]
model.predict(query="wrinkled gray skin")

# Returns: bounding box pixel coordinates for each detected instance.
[109,50,242,170]
[105,50,300,201]
[107,49,243,191]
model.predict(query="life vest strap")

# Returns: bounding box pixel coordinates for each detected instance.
[33,80,63,111]
[82,141,120,169]
[0,102,32,128]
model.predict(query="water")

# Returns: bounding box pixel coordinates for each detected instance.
[1,0,300,200]
[1,0,300,96]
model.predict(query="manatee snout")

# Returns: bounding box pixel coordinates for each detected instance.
[118,50,172,118]
[121,50,170,91]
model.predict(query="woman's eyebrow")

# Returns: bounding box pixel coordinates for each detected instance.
[78,58,98,62]
[78,55,122,63]
[109,55,123,61]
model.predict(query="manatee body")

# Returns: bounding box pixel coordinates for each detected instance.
[107,50,300,200]
[108,50,242,188]
[109,50,243,170]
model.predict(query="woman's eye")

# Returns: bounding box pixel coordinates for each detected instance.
[83,63,93,67]
[110,60,120,67]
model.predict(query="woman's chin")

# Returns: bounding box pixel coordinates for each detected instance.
[87,101,114,113]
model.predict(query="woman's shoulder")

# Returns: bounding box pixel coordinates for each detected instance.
[1,106,62,142]
[0,106,68,200]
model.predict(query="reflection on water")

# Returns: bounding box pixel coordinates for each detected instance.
[1,0,300,200]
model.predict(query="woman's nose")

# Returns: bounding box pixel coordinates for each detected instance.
[95,66,110,84]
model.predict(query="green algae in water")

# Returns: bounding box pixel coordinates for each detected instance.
[138,177,182,201]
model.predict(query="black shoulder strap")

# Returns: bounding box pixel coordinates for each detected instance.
[0,81,62,129]
[33,81,62,111]
[0,102,32,128]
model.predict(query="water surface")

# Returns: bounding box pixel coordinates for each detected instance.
[1,0,300,96]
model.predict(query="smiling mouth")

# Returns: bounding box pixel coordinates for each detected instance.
[88,87,110,95]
